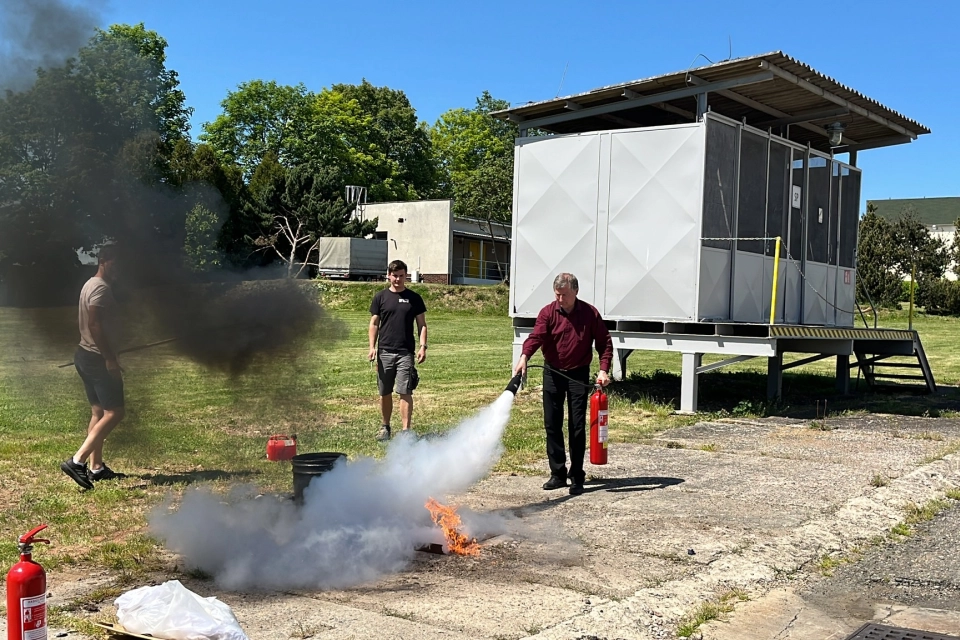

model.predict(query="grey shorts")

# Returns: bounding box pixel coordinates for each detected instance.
[75,347,124,410]
[377,351,419,396]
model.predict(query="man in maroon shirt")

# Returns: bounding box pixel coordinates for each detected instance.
[513,273,612,496]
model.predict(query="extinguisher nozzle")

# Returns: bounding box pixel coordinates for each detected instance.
[505,373,523,395]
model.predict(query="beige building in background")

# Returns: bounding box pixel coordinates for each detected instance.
[361,199,510,285]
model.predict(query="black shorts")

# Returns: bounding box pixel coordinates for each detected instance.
[75,347,124,410]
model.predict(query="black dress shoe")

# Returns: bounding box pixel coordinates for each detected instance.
[542,475,567,490]
[569,482,584,496]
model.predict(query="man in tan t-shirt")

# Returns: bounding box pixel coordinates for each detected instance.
[61,244,126,490]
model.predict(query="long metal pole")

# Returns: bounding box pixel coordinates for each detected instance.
[769,236,782,324]
[57,337,177,369]
[908,262,916,331]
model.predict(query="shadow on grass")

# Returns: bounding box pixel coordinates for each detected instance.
[514,476,685,515]
[613,369,960,419]
[135,469,260,486]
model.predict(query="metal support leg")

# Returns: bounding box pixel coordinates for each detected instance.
[512,341,524,371]
[836,355,850,395]
[679,352,702,414]
[767,352,783,400]
[611,348,633,381]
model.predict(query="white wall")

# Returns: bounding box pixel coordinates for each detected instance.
[511,123,704,320]
[367,200,452,277]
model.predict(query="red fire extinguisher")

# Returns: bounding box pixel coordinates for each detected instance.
[6,524,49,640]
[589,384,608,465]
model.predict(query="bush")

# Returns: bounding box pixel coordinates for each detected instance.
[922,279,960,316]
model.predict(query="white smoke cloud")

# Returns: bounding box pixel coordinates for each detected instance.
[149,392,517,590]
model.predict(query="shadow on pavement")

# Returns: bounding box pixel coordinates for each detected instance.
[514,475,684,515]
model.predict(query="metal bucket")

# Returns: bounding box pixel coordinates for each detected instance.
[291,452,346,502]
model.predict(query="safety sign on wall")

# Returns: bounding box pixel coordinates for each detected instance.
[792,185,802,209]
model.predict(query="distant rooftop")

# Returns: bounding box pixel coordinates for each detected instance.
[492,51,929,154]
[868,197,960,226]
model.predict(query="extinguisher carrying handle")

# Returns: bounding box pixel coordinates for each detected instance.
[19,524,50,545]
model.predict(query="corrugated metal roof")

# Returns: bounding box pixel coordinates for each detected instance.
[492,51,929,152]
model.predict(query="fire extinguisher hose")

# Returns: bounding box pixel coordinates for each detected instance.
[525,364,601,389]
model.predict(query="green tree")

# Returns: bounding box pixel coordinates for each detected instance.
[856,206,902,308]
[184,203,223,272]
[249,162,378,277]
[200,80,313,176]
[432,91,517,223]
[329,80,437,199]
[80,23,192,150]
[0,23,194,300]
[202,79,437,201]
[891,211,950,309]
[856,206,951,309]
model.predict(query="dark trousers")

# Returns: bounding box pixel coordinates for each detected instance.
[543,365,590,483]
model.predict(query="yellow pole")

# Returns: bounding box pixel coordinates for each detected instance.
[908,261,916,331]
[769,236,781,325]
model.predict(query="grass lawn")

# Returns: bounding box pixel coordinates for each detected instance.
[0,281,958,625]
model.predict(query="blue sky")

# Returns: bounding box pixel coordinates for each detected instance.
[103,0,958,207]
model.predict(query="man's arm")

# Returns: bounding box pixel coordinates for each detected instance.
[368,315,380,362]
[514,307,549,376]
[594,310,613,386]
[87,305,120,374]
[415,313,427,364]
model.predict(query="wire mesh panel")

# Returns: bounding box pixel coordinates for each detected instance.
[766,142,791,256]
[839,167,861,268]
[736,131,768,254]
[703,119,738,250]
[807,155,830,264]
[829,161,841,266]
[789,150,805,261]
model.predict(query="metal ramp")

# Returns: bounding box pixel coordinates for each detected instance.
[854,334,937,394]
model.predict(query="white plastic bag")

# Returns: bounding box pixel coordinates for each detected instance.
[115,580,249,640]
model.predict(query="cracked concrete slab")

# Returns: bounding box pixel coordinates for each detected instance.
[8,414,960,640]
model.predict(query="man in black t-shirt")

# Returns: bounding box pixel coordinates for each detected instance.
[368,260,428,441]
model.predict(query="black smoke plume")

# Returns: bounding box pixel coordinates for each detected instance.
[0,0,105,92]
[0,2,332,375]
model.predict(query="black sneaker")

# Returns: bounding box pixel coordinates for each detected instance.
[61,459,94,490]
[569,482,584,496]
[542,475,567,490]
[375,425,391,441]
[88,464,124,482]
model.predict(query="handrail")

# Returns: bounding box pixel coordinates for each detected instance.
[453,258,509,280]
[855,272,878,329]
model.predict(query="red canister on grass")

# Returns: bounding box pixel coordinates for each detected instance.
[266,435,297,461]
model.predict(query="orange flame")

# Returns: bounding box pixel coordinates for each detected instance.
[425,497,480,556]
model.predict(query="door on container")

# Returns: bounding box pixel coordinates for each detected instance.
[467,241,481,278]
[732,129,768,323]
[805,155,831,325]
[765,141,791,323]
[605,124,704,320]
[783,149,806,324]
[699,117,738,320]
[837,166,861,326]
[512,134,602,315]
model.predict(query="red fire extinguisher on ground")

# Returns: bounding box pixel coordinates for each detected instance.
[589,384,609,465]
[7,524,49,640]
